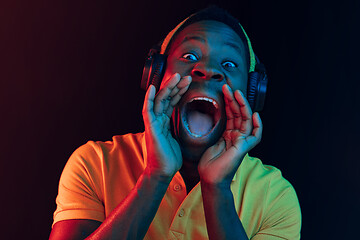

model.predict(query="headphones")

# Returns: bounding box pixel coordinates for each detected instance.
[141,45,268,112]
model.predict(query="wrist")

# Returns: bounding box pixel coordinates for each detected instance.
[198,170,234,187]
[143,166,174,184]
[200,178,232,193]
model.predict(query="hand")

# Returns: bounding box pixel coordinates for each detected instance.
[198,84,262,185]
[142,73,192,179]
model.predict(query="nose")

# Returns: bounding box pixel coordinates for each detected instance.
[191,61,224,81]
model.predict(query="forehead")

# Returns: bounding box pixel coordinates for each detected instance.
[168,20,246,55]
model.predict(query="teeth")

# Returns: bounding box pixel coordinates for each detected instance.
[182,120,203,138]
[189,97,218,109]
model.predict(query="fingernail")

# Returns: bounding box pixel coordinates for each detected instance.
[237,90,244,96]
[183,75,191,81]
[173,73,180,79]
[226,84,232,92]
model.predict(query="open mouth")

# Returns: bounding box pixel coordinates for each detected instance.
[182,97,221,138]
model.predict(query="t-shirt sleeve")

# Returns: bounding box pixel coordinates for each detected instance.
[52,141,105,227]
[252,170,302,240]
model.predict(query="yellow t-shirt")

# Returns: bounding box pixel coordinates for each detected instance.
[53,132,301,239]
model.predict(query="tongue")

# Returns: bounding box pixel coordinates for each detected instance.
[187,111,213,136]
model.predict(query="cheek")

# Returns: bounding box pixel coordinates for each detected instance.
[163,58,192,81]
[227,72,248,95]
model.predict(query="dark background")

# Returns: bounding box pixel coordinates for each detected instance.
[1,0,359,239]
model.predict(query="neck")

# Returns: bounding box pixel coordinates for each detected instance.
[179,158,200,194]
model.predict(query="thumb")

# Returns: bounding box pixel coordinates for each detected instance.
[201,138,226,163]
[142,85,156,124]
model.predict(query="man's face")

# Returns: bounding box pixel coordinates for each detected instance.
[163,20,248,161]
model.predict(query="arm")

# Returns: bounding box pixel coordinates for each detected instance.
[50,73,192,240]
[201,182,301,240]
[199,85,301,239]
[199,84,262,240]
[89,169,172,240]
[201,182,249,240]
[50,169,171,240]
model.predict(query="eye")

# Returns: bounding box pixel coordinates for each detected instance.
[182,53,198,61]
[222,61,237,69]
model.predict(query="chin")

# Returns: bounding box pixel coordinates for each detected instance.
[171,92,226,161]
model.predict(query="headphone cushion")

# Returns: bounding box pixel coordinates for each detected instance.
[247,72,260,110]
[149,54,167,91]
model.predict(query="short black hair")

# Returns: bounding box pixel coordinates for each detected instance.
[164,6,250,70]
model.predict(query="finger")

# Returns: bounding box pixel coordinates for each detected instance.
[223,84,240,130]
[209,138,226,158]
[165,83,180,101]
[165,76,192,117]
[176,75,192,95]
[159,72,176,89]
[142,85,156,124]
[223,84,234,130]
[234,90,253,135]
[251,112,263,141]
[154,73,181,116]
[242,112,263,150]
[168,75,191,100]
[155,73,180,115]
[224,85,242,118]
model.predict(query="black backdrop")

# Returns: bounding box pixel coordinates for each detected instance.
[1,0,359,239]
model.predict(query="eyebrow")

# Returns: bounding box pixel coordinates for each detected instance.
[181,35,206,44]
[223,41,244,57]
[180,35,244,57]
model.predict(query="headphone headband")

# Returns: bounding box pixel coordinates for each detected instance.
[159,10,256,72]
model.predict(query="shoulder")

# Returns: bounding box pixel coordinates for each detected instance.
[240,155,301,239]
[84,132,145,155]
[240,155,294,191]
[241,155,299,210]
[67,132,145,166]
[53,132,146,226]
[60,132,146,191]
[93,132,145,151]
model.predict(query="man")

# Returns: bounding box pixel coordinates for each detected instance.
[50,6,301,240]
